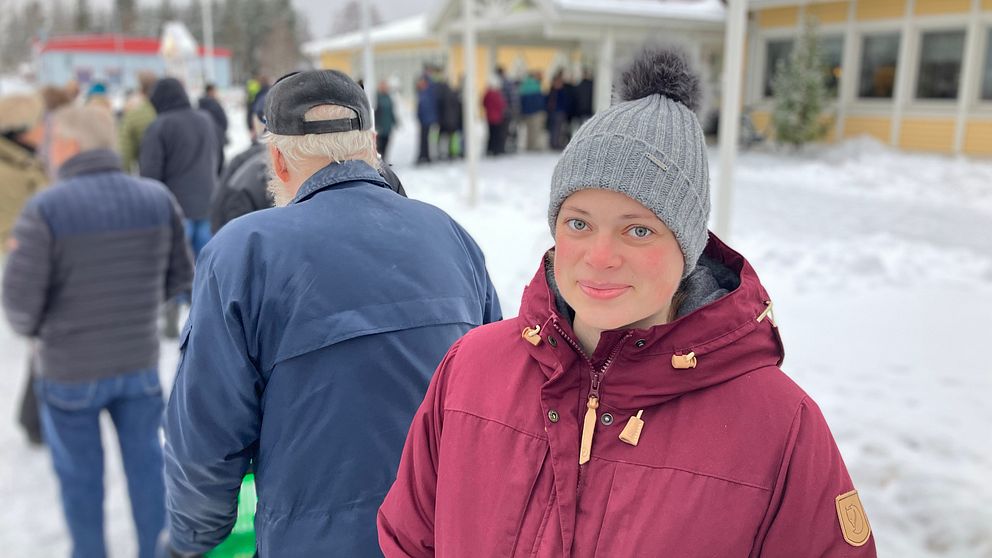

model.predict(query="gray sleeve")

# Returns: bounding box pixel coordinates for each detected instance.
[165,194,195,300]
[2,203,53,337]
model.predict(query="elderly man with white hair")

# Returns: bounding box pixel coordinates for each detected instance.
[2,105,194,558]
[163,70,501,557]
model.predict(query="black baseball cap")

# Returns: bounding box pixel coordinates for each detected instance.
[263,70,371,135]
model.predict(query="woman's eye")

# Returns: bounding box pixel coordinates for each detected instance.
[566,219,588,231]
[627,226,653,238]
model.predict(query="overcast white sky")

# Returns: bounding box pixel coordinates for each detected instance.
[294,0,436,37]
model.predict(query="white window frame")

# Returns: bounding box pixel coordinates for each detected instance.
[752,23,848,104]
[906,17,971,115]
[848,21,903,111]
[754,28,798,104]
[976,22,992,113]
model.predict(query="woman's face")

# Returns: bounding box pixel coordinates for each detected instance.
[554,189,685,334]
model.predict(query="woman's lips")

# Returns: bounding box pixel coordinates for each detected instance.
[577,281,631,300]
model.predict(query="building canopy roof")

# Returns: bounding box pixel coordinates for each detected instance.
[302,15,431,56]
[304,0,725,56]
[429,0,725,36]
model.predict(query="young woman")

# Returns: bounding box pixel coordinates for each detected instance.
[378,47,876,557]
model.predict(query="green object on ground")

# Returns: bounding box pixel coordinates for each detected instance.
[206,474,257,558]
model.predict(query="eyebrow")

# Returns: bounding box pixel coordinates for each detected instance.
[561,206,655,220]
[620,212,655,220]
[560,205,590,215]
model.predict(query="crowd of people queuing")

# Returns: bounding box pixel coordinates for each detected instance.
[413,64,595,164]
[0,74,273,557]
[1,44,875,558]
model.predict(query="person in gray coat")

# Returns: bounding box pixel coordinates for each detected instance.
[2,105,194,558]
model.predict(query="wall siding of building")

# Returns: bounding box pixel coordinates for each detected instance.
[964,121,992,155]
[856,0,907,21]
[756,7,800,29]
[750,110,772,136]
[320,52,355,75]
[915,0,971,16]
[376,40,440,55]
[843,116,894,142]
[808,2,851,24]
[899,118,957,152]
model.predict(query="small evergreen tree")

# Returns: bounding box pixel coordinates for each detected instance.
[771,17,828,149]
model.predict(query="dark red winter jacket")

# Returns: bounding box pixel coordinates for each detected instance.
[379,235,876,557]
[483,89,508,125]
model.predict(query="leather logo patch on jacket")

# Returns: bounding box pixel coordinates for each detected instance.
[835,490,872,547]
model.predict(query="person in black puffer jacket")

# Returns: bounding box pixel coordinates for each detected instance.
[140,77,218,338]
[140,77,218,260]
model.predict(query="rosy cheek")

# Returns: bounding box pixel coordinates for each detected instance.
[554,237,580,265]
[637,245,669,268]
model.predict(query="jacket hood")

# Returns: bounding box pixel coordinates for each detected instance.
[149,78,191,113]
[518,232,785,411]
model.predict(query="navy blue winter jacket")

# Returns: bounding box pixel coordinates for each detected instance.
[416,80,440,125]
[163,160,501,556]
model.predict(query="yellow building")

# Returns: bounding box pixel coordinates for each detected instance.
[303,1,726,114]
[747,0,992,155]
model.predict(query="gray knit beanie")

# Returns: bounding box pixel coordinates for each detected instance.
[548,46,710,278]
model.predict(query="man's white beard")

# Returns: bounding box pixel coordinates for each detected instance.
[267,176,294,207]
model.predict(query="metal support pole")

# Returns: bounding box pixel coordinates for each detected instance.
[361,0,376,113]
[594,28,615,113]
[714,0,747,241]
[463,0,479,206]
[201,0,215,82]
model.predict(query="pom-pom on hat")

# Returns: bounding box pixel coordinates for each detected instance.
[548,45,711,278]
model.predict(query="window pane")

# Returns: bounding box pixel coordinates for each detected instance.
[982,28,992,100]
[916,30,966,100]
[764,39,794,97]
[859,33,900,99]
[821,35,844,96]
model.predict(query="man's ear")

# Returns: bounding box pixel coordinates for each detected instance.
[269,145,291,182]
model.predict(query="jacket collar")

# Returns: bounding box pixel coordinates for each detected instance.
[291,160,391,204]
[518,233,785,409]
[57,149,122,180]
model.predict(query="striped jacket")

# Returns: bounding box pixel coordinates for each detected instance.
[2,148,193,382]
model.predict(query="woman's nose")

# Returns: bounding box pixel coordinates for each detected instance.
[584,234,621,269]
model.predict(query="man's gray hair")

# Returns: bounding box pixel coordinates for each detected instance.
[264,104,380,171]
[52,105,117,152]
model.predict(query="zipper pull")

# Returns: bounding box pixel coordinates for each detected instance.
[579,395,599,465]
[619,410,644,446]
[521,325,542,346]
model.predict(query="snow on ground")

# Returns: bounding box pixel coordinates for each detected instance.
[1,98,990,556]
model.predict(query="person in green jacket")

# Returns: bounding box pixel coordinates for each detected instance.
[119,71,158,173]
[0,91,48,447]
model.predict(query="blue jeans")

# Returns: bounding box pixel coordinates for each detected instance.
[183,219,212,262]
[36,369,166,558]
